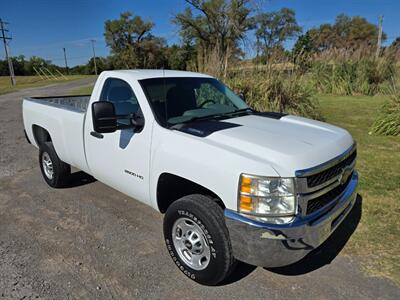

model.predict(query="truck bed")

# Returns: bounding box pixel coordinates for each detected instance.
[23,95,91,174]
[25,95,91,112]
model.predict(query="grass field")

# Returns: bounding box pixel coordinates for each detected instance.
[0,75,93,95]
[319,94,400,284]
[70,85,94,95]
[69,86,400,284]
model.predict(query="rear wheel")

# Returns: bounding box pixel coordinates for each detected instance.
[163,194,235,285]
[39,142,70,188]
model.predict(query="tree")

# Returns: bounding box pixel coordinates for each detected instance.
[306,14,386,51]
[11,55,27,75]
[104,11,165,69]
[25,56,52,75]
[86,57,107,74]
[386,37,400,59]
[0,60,9,76]
[390,37,400,49]
[174,0,254,77]
[291,32,316,72]
[165,43,196,70]
[254,8,302,60]
[293,31,315,56]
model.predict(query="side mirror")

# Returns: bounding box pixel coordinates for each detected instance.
[132,110,145,131]
[92,101,117,133]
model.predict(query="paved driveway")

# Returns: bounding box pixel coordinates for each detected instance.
[0,79,399,299]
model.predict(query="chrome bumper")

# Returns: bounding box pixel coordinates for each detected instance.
[224,171,358,268]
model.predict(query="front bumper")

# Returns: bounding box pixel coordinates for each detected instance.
[224,171,358,267]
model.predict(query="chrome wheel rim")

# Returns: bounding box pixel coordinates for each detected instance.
[172,217,211,271]
[42,152,54,180]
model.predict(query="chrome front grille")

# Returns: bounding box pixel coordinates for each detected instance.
[305,172,353,214]
[295,144,357,216]
[306,150,357,188]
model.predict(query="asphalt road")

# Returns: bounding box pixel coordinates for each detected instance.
[0,78,399,299]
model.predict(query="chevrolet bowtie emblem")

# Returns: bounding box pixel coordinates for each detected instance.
[339,166,352,185]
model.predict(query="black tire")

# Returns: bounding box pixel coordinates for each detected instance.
[163,194,236,285]
[39,142,70,188]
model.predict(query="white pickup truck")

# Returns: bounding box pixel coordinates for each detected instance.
[23,70,358,285]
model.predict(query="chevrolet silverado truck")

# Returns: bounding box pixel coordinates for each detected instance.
[23,70,358,285]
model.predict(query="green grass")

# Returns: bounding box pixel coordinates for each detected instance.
[319,94,400,284]
[0,75,93,95]
[69,85,94,95]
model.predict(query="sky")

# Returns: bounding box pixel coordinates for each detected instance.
[1,0,400,67]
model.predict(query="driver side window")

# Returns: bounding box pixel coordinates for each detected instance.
[100,78,140,115]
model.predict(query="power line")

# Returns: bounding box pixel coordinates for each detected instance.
[0,18,16,86]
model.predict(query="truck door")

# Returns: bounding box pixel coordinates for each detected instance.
[84,77,152,203]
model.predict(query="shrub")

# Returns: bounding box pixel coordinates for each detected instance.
[225,68,322,120]
[310,57,395,96]
[370,89,400,136]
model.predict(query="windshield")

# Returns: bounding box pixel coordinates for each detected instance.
[139,77,249,126]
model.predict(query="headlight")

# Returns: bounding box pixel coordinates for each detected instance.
[238,174,297,217]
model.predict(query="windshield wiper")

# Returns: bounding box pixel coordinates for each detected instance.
[227,107,254,116]
[169,108,254,128]
[170,113,226,127]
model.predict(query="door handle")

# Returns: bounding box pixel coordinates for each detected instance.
[90,131,104,139]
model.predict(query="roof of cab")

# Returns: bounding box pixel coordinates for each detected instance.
[100,69,214,81]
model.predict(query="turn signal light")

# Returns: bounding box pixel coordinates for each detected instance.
[240,176,252,194]
[239,195,253,211]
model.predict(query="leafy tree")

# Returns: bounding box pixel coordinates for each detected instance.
[306,14,386,51]
[86,57,107,74]
[0,55,68,76]
[69,64,87,75]
[386,37,400,59]
[165,43,196,70]
[292,32,315,72]
[391,37,400,48]
[254,8,302,60]
[11,55,27,75]
[389,37,400,53]
[174,0,254,77]
[25,56,51,75]
[293,31,315,56]
[104,11,165,69]
[0,60,9,76]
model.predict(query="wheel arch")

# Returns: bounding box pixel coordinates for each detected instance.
[156,173,225,213]
[32,124,52,147]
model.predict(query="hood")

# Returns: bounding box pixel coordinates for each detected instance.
[203,115,354,177]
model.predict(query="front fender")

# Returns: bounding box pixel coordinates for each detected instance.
[149,125,279,211]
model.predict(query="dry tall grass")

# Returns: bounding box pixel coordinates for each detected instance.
[226,67,322,120]
[192,46,397,125]
[370,85,400,136]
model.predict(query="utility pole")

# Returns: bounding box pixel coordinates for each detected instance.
[90,39,98,75]
[376,15,384,59]
[63,47,68,74]
[0,19,16,85]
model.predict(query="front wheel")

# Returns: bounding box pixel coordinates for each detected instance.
[163,195,236,285]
